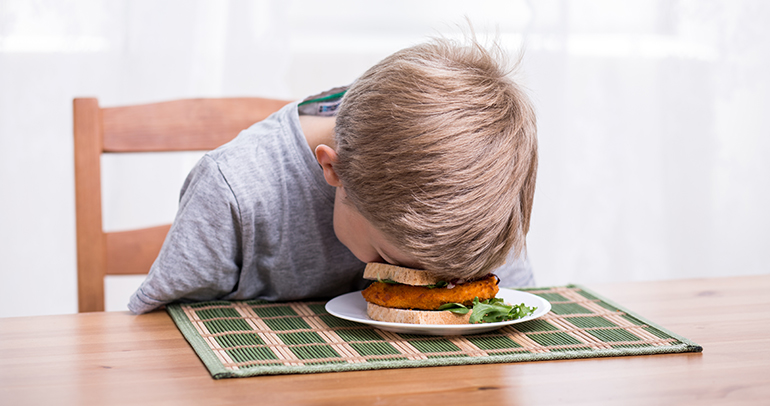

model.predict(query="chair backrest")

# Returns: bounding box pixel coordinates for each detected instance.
[73,97,291,312]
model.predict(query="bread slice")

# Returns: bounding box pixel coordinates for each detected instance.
[366,302,472,325]
[363,263,442,286]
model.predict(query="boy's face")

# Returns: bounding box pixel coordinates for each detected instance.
[314,143,418,268]
[332,187,419,269]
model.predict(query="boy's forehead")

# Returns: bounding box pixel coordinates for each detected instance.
[370,226,420,269]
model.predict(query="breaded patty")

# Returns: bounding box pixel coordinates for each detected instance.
[361,274,499,310]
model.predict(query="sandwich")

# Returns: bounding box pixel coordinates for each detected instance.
[361,262,535,325]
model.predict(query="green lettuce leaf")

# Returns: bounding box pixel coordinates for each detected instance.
[437,302,470,314]
[438,297,537,324]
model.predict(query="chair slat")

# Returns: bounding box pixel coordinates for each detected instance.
[102,98,291,152]
[105,224,172,276]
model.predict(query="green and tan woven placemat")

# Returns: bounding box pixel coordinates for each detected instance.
[166,285,702,378]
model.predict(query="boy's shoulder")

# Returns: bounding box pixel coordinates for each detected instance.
[202,101,300,171]
[195,100,332,203]
[210,85,347,164]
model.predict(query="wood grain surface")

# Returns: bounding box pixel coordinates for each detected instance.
[1,274,768,406]
[101,98,290,152]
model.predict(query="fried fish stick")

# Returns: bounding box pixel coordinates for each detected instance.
[361,274,499,311]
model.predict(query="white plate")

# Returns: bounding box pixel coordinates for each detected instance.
[325,288,551,336]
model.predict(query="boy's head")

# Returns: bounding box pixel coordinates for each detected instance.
[331,37,537,281]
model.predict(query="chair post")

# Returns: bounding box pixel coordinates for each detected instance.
[73,98,106,312]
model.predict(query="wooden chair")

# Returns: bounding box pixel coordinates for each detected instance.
[73,97,291,312]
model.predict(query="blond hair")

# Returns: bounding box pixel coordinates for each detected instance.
[334,37,538,280]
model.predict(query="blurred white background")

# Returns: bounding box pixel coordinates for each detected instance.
[1,0,768,317]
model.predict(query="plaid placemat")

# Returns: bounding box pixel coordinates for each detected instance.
[166,285,702,378]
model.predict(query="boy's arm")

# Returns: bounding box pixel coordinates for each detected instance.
[128,155,242,314]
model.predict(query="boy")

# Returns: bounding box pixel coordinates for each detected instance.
[128,37,538,314]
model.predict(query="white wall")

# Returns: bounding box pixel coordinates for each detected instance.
[1,0,768,317]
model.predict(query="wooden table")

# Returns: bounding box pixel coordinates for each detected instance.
[1,275,769,405]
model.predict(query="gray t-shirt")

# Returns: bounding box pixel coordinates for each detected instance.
[128,101,534,314]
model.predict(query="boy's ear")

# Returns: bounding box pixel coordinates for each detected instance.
[315,144,343,187]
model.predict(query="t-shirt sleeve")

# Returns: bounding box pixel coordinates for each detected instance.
[128,155,242,314]
[494,249,535,288]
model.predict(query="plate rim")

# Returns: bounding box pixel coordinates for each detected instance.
[325,287,551,331]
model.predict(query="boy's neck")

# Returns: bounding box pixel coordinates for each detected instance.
[299,115,336,152]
